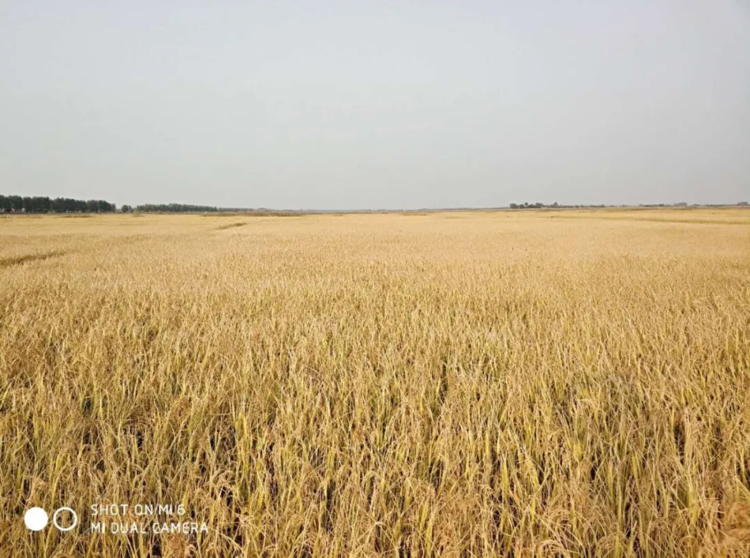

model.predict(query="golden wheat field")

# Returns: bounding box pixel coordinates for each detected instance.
[1,209,749,558]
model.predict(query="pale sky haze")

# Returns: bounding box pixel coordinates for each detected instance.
[1,1,748,209]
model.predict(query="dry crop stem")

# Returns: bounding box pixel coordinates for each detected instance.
[1,209,749,557]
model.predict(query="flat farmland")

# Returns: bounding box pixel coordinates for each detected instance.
[1,209,749,557]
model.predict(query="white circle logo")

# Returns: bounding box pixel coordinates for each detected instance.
[53,507,78,532]
[24,507,49,531]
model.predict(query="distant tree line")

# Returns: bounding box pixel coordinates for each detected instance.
[0,195,116,213]
[133,203,223,213]
[132,203,260,213]
[509,202,563,209]
[0,196,247,214]
[638,202,749,208]
[509,202,638,209]
[509,201,750,209]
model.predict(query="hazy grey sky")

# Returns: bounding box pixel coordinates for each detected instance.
[1,1,748,209]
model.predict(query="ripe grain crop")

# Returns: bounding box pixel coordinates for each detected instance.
[1,210,749,557]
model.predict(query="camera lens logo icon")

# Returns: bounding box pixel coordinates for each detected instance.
[24,507,78,532]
